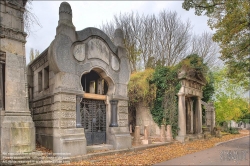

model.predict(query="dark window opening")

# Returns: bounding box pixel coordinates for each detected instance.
[44,66,49,89]
[0,63,5,110]
[38,70,42,92]
[81,70,108,95]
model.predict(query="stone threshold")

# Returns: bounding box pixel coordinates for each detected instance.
[70,141,173,162]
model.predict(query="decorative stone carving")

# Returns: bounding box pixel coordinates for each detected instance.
[61,102,75,111]
[118,120,128,127]
[118,101,128,107]
[111,55,119,71]
[61,111,76,119]
[87,38,110,64]
[118,106,128,113]
[0,26,26,43]
[73,44,85,61]
[60,120,76,128]
[30,51,48,72]
[119,113,128,120]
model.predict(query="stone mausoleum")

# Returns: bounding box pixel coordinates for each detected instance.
[176,66,206,142]
[0,0,35,153]
[27,2,131,156]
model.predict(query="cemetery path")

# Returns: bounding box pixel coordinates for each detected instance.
[62,131,249,166]
[154,136,249,166]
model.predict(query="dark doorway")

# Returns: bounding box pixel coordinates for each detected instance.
[80,99,106,145]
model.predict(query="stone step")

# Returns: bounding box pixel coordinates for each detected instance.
[87,144,114,153]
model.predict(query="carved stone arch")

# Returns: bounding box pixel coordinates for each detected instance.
[80,66,115,96]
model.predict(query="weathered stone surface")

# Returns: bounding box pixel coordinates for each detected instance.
[87,38,110,64]
[73,43,85,61]
[166,125,173,142]
[26,1,131,157]
[133,126,141,146]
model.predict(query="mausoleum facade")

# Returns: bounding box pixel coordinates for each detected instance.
[27,2,131,156]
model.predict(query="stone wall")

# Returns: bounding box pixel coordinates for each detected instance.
[0,0,35,153]
[135,102,160,136]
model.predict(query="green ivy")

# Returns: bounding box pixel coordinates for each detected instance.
[149,54,213,137]
[150,66,180,137]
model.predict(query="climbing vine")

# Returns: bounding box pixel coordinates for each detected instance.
[149,66,180,137]
[128,54,214,138]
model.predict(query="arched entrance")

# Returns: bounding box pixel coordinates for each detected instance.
[79,70,109,145]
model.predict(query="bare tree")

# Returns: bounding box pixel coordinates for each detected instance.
[189,32,221,68]
[100,9,220,71]
[23,0,42,36]
[155,10,191,67]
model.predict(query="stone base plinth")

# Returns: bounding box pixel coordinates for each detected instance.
[1,116,35,153]
[175,135,189,143]
[36,128,87,156]
[108,127,132,149]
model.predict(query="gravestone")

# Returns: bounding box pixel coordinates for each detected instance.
[133,126,141,146]
[166,125,173,142]
[160,125,166,142]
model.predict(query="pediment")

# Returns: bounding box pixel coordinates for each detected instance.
[178,67,206,85]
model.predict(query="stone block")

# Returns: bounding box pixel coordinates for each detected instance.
[176,135,189,143]
[1,119,35,153]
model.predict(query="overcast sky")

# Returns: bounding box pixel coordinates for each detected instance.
[25,1,213,64]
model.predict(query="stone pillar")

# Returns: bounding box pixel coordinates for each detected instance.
[176,93,186,142]
[76,95,82,127]
[142,125,149,145]
[0,63,3,109]
[196,97,202,135]
[186,99,191,133]
[166,125,173,142]
[190,100,194,134]
[160,125,166,142]
[109,100,118,127]
[133,126,141,146]
[211,105,215,132]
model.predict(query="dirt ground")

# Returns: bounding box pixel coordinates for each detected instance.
[61,130,249,166]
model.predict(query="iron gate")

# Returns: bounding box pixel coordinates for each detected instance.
[80,99,106,145]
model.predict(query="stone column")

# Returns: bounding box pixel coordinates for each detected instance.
[190,100,194,134]
[211,105,215,132]
[109,100,118,127]
[76,95,82,127]
[196,97,202,134]
[177,93,186,137]
[0,63,3,109]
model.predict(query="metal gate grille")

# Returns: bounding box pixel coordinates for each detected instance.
[80,99,106,145]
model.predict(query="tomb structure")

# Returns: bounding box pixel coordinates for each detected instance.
[27,2,131,156]
[176,66,206,142]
